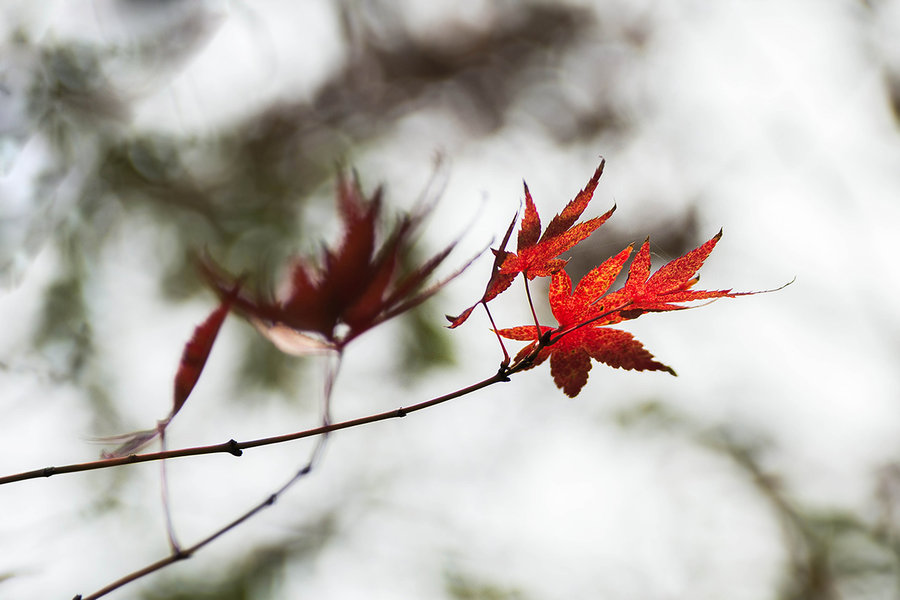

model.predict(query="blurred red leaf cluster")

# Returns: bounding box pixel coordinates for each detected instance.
[204,173,469,354]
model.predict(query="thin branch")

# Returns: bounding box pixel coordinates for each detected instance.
[158,427,181,553]
[2,304,641,490]
[72,462,300,600]
[2,301,632,490]
[70,363,521,599]
[0,368,522,489]
[482,302,510,365]
[321,351,343,428]
[547,301,633,345]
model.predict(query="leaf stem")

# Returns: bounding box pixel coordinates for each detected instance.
[157,427,181,553]
[482,302,510,365]
[523,276,542,338]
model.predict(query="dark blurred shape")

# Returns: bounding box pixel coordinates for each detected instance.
[37,43,131,129]
[398,304,456,378]
[614,400,900,600]
[34,275,92,375]
[444,568,527,600]
[886,73,900,127]
[326,1,596,135]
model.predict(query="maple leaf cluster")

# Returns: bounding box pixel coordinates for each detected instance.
[203,173,469,354]
[102,284,240,457]
[449,159,753,397]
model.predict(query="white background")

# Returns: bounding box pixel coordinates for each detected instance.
[2,0,900,598]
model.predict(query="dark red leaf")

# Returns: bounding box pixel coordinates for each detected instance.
[205,171,471,350]
[173,286,239,415]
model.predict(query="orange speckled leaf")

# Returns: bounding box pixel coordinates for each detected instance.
[646,229,722,293]
[517,182,541,250]
[537,267,674,396]
[609,230,738,318]
[623,237,652,293]
[448,161,612,328]
[548,348,592,398]
[500,160,613,281]
[572,245,633,308]
[495,325,550,341]
[540,159,605,242]
[500,205,614,280]
[583,329,675,376]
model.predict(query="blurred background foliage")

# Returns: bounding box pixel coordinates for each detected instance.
[3,0,900,599]
[3,0,637,399]
[615,401,900,600]
[3,0,699,404]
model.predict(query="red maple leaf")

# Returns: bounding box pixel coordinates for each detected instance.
[204,172,472,353]
[498,231,751,397]
[594,231,738,324]
[502,159,614,280]
[447,160,613,328]
[173,285,240,415]
[102,287,239,457]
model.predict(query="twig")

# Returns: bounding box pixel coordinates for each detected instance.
[0,367,519,486]
[547,301,633,344]
[158,427,181,553]
[523,276,543,338]
[72,461,302,600]
[482,302,510,365]
[70,362,531,599]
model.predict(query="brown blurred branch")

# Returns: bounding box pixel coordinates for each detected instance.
[1,360,520,487]
[66,355,543,599]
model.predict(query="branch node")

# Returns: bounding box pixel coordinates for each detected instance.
[396,407,407,417]
[42,466,57,478]
[172,547,191,561]
[265,493,277,506]
[496,364,511,382]
[539,329,554,346]
[226,439,243,457]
